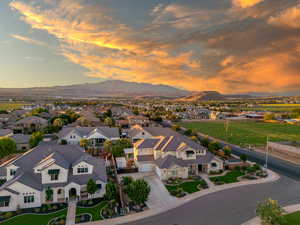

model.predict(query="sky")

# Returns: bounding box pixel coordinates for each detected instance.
[0,0,300,94]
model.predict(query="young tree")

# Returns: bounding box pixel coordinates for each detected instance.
[127,179,150,206]
[256,198,286,225]
[200,138,210,148]
[29,132,44,148]
[223,146,232,156]
[171,125,181,132]
[105,182,118,201]
[80,139,90,149]
[53,118,64,127]
[104,117,113,127]
[208,141,222,152]
[87,179,97,197]
[0,137,17,158]
[240,154,248,162]
[184,129,193,136]
[45,187,53,201]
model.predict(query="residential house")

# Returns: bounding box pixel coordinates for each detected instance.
[58,127,120,147]
[0,143,107,212]
[14,116,48,134]
[9,134,31,151]
[131,126,223,179]
[0,129,13,138]
[127,115,150,127]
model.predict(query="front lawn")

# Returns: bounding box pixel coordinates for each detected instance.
[165,178,208,197]
[284,211,300,225]
[0,209,67,225]
[210,170,245,184]
[76,201,107,221]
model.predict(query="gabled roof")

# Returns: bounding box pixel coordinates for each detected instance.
[58,127,119,139]
[0,129,13,137]
[16,116,48,125]
[9,134,30,144]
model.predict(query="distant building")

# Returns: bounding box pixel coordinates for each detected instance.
[14,116,48,134]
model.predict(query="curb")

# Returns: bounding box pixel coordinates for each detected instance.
[83,169,280,225]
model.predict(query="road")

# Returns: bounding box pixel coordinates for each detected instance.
[124,176,300,225]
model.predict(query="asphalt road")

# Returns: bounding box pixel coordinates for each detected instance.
[124,176,300,225]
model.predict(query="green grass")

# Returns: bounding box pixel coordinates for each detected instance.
[0,209,67,225]
[76,202,107,221]
[237,105,300,112]
[284,211,300,225]
[210,170,245,184]
[0,103,27,111]
[166,180,205,194]
[177,121,300,147]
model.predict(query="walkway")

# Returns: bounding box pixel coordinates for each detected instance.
[200,173,215,188]
[66,200,77,225]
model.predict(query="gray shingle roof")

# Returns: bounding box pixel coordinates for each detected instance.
[9,134,30,144]
[137,155,155,162]
[16,116,48,125]
[0,129,13,137]
[138,139,160,149]
[59,127,119,139]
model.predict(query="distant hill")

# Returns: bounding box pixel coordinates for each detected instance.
[176,91,255,101]
[0,80,190,98]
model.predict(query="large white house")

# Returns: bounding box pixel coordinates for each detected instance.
[0,143,107,212]
[131,125,223,180]
[58,127,120,146]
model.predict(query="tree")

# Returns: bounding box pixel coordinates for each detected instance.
[53,118,64,127]
[77,117,90,127]
[45,187,53,201]
[0,137,17,158]
[80,139,90,149]
[240,154,248,162]
[184,129,193,136]
[200,137,210,148]
[104,117,113,127]
[87,179,97,197]
[127,179,150,206]
[208,141,222,152]
[122,176,133,186]
[223,146,232,156]
[256,198,286,225]
[29,132,44,148]
[264,113,276,121]
[105,182,118,201]
[104,139,132,157]
[171,125,181,132]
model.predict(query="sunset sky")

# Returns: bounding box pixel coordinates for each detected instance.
[0,0,300,94]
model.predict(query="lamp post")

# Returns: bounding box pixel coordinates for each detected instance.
[265,136,269,170]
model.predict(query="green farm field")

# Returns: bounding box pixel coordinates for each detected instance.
[177,121,300,147]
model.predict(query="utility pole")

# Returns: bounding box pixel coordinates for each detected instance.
[265,136,269,170]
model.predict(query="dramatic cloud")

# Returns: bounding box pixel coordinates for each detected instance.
[9,0,300,94]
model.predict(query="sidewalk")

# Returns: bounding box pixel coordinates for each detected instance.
[241,203,300,225]
[84,169,279,225]
[66,200,77,225]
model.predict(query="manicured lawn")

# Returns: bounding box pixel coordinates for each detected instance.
[76,202,107,221]
[284,211,300,225]
[0,209,67,225]
[210,170,245,184]
[166,179,206,194]
[177,121,300,147]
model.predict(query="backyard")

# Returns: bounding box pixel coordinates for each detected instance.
[177,121,300,147]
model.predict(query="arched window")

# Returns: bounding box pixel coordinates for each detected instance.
[57,189,63,195]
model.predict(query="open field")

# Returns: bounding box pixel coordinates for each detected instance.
[0,103,27,111]
[177,121,300,147]
[239,106,300,112]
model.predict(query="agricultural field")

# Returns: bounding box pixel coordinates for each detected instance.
[0,103,27,111]
[177,121,300,147]
[238,104,300,112]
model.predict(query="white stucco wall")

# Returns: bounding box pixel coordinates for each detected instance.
[41,164,68,184]
[73,162,93,175]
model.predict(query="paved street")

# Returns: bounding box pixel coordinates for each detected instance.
[123,175,300,225]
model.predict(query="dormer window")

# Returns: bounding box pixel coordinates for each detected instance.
[186,151,195,158]
[77,167,88,174]
[48,169,60,181]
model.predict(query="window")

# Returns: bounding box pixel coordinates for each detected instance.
[24,195,34,203]
[77,167,88,174]
[48,169,60,181]
[211,162,218,167]
[10,169,16,176]
[96,184,102,190]
[0,196,10,207]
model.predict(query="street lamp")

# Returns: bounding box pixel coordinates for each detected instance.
[264,136,269,170]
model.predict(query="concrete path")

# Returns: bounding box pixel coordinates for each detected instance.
[200,173,215,188]
[242,203,300,225]
[66,200,77,225]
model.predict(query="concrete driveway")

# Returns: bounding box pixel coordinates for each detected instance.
[119,173,176,209]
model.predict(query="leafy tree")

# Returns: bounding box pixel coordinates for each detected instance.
[240,154,248,162]
[104,139,132,157]
[31,108,48,116]
[171,125,181,132]
[43,125,60,134]
[208,141,222,152]
[105,182,118,201]
[0,137,17,158]
[184,129,193,136]
[45,187,53,201]
[200,138,210,148]
[29,132,44,148]
[256,198,286,225]
[122,176,133,186]
[87,179,97,196]
[77,117,90,127]
[127,179,150,206]
[80,139,90,149]
[223,146,232,156]
[104,117,114,127]
[53,118,64,127]
[103,109,112,118]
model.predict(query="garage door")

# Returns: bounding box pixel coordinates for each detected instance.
[139,163,153,172]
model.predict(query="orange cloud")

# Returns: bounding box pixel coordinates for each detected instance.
[232,0,263,8]
[268,4,300,28]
